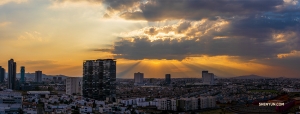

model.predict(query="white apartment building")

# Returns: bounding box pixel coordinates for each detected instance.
[0,91,22,104]
[66,77,82,95]
[156,98,167,110]
[191,97,198,110]
[0,92,22,114]
[200,97,208,109]
[118,97,146,106]
[79,106,93,113]
[199,96,216,109]
[169,99,177,111]
[99,106,112,113]
[207,96,216,108]
[156,98,177,111]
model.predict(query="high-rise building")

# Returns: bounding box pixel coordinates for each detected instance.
[134,72,144,85]
[35,71,42,82]
[83,59,116,101]
[20,66,25,83]
[202,71,208,77]
[8,59,16,90]
[165,74,171,84]
[66,77,82,95]
[0,66,5,83]
[53,77,57,83]
[202,71,214,85]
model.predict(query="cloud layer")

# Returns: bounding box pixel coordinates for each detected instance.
[89,0,300,71]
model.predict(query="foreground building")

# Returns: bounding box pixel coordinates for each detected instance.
[66,77,82,95]
[83,59,116,101]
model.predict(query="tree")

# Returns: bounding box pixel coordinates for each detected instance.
[93,101,97,108]
[35,86,40,91]
[48,87,54,91]
[71,110,80,114]
[18,108,24,114]
[69,99,73,103]
[64,100,69,104]
[60,100,64,104]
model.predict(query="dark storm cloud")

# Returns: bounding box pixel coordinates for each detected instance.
[258,56,300,71]
[57,0,288,21]
[82,0,300,70]
[56,0,140,14]
[108,36,291,61]
[120,0,284,21]
[93,14,300,61]
[227,15,300,42]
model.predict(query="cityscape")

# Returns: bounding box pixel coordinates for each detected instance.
[0,59,300,114]
[1,0,300,114]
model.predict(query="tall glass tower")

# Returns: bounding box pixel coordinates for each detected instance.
[20,66,25,83]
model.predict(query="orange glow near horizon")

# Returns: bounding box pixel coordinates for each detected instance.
[0,54,298,78]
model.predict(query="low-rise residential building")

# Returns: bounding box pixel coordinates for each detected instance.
[79,106,92,113]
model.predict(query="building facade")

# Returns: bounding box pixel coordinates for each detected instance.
[83,59,116,101]
[0,66,5,83]
[20,66,25,83]
[8,59,16,90]
[134,72,144,85]
[202,71,215,85]
[0,91,22,104]
[165,74,171,84]
[35,71,42,82]
[0,91,22,113]
[66,77,82,95]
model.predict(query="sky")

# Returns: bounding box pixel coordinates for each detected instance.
[0,0,299,78]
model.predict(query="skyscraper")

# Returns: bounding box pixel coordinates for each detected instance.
[202,71,208,77]
[8,59,16,90]
[165,74,171,84]
[0,66,5,83]
[134,72,144,85]
[35,71,42,82]
[83,59,116,101]
[20,66,25,83]
[202,71,214,85]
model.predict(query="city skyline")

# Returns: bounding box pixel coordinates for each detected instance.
[0,0,300,78]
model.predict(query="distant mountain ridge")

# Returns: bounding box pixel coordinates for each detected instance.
[4,73,69,79]
[231,74,270,79]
